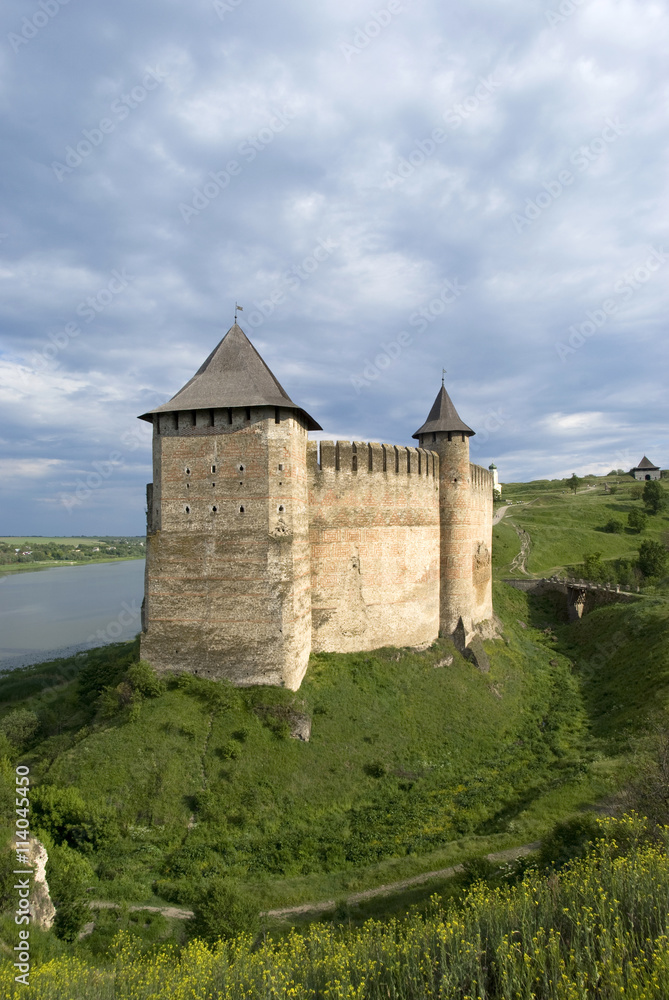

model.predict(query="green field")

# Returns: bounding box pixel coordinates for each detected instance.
[495,476,669,583]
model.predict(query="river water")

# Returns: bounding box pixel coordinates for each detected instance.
[0,560,145,670]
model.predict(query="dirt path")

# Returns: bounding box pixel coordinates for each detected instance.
[86,842,541,924]
[508,523,531,576]
[493,504,513,525]
[263,842,541,919]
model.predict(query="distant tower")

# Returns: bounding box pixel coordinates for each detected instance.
[489,463,501,497]
[138,324,322,690]
[413,385,480,638]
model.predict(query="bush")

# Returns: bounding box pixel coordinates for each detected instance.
[0,709,40,750]
[538,814,600,870]
[125,660,165,698]
[45,838,95,942]
[603,518,623,533]
[628,509,648,533]
[638,540,668,579]
[189,878,259,942]
[32,785,118,852]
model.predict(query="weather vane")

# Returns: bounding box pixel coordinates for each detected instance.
[442,368,447,387]
[234,302,243,323]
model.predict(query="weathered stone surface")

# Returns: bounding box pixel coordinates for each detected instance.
[289,713,311,741]
[26,837,55,931]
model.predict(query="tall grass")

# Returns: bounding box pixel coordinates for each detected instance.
[3,816,669,999]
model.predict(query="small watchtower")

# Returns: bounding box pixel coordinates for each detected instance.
[413,385,477,637]
[138,323,321,690]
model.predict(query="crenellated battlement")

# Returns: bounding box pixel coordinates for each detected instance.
[308,440,438,478]
[469,462,494,491]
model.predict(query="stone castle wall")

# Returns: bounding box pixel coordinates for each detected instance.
[307,440,440,653]
[469,462,494,625]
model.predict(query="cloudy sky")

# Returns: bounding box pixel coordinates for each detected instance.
[1,0,667,535]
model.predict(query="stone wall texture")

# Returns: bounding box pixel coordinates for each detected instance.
[141,409,494,690]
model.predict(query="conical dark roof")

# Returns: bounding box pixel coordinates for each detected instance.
[139,324,322,430]
[634,456,659,470]
[412,385,474,439]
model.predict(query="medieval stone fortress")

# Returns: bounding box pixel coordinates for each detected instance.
[139,324,494,690]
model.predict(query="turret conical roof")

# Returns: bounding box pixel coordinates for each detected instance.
[412,385,474,439]
[634,456,659,470]
[139,323,322,430]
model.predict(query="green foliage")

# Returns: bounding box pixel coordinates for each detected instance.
[189,877,259,942]
[603,517,623,533]
[0,708,39,749]
[32,785,118,853]
[125,660,165,698]
[582,551,605,582]
[643,479,667,514]
[608,485,618,495]
[639,540,668,579]
[537,814,600,870]
[567,473,582,493]
[45,838,95,942]
[628,508,648,533]
[631,484,644,499]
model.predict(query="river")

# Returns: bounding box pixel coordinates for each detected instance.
[0,559,145,670]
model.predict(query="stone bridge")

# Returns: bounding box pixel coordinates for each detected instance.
[502,577,641,621]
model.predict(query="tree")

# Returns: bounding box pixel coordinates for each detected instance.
[638,540,668,579]
[190,878,259,943]
[643,480,667,515]
[46,840,95,942]
[583,551,605,582]
[567,473,582,494]
[603,518,623,533]
[0,709,39,750]
[628,509,648,533]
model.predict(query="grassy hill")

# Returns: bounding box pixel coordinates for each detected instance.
[494,474,669,585]
[1,476,668,961]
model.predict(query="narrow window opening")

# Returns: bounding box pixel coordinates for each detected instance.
[192,410,197,426]
[432,432,437,443]
[275,407,280,424]
[239,506,245,513]
[212,482,215,488]
[368,446,373,472]
[186,483,190,489]
[352,454,358,472]
[239,464,244,472]
[395,449,399,474]
[245,407,251,421]
[447,432,452,442]
[185,505,190,514]
[278,463,284,471]
[212,505,218,513]
[211,464,216,474]
[209,409,215,427]
[156,417,161,436]
[461,433,465,442]
[382,448,387,472]
[185,467,191,475]
[278,505,285,512]
[227,408,233,425]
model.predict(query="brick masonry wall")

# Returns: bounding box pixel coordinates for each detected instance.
[141,407,311,689]
[469,462,494,624]
[308,440,440,652]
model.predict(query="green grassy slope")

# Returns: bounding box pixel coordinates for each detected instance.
[498,477,669,580]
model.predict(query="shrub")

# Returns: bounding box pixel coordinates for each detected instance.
[189,878,259,943]
[46,839,95,942]
[0,709,40,750]
[628,509,648,533]
[32,785,118,852]
[364,762,386,778]
[538,814,600,870]
[125,660,165,698]
[603,518,623,533]
[638,540,668,579]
